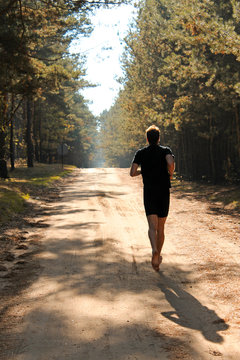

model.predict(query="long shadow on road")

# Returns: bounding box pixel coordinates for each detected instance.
[1,229,232,359]
[158,273,228,343]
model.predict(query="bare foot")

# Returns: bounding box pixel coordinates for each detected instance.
[152,251,159,272]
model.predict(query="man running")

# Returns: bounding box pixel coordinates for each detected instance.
[130,125,175,271]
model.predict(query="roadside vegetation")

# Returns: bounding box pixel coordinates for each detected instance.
[0,163,76,224]
[172,176,240,215]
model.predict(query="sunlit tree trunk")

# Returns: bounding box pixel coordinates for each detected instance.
[26,97,34,167]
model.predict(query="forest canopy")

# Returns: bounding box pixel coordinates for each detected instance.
[0,0,125,171]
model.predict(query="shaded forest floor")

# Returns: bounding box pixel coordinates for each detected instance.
[172,177,240,218]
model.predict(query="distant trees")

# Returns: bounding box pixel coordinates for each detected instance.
[99,99,135,166]
[100,0,240,183]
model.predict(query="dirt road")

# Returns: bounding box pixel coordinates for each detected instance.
[1,168,240,359]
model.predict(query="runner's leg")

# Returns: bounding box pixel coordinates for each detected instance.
[147,214,159,270]
[157,216,167,264]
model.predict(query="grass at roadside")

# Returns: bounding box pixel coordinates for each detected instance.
[0,163,76,224]
[172,177,240,214]
[0,188,27,223]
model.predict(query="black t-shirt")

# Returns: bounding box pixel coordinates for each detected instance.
[132,144,174,188]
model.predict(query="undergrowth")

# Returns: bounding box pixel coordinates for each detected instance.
[172,177,240,213]
[0,163,76,224]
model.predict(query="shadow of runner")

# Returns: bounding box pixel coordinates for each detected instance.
[158,273,229,343]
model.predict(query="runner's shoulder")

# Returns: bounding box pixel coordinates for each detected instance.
[158,145,174,156]
[137,146,148,154]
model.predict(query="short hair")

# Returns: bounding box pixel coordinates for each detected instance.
[146,125,160,144]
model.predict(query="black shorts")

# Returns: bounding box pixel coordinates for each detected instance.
[143,186,170,218]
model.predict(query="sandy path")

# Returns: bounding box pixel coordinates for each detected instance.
[4,168,240,359]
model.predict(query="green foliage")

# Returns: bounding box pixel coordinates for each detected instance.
[99,0,240,182]
[99,99,141,167]
[64,93,98,167]
[0,0,99,167]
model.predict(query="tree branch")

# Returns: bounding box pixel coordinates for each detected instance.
[0,0,18,16]
[8,97,24,123]
[26,53,63,62]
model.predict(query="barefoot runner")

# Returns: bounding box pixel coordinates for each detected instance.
[130,125,175,271]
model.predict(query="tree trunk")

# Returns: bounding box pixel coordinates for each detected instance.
[235,104,240,158]
[0,93,8,159]
[48,151,52,164]
[38,106,43,162]
[182,130,188,178]
[0,93,9,179]
[33,101,40,162]
[176,133,180,174]
[26,97,34,167]
[10,94,15,171]
[0,130,6,160]
[209,114,216,184]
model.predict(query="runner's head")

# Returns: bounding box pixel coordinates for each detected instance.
[146,125,160,145]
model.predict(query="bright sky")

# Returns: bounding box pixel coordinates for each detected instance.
[70,4,136,116]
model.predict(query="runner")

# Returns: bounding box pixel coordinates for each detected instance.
[130,125,175,271]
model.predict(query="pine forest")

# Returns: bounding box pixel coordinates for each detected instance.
[100,0,240,184]
[0,0,240,184]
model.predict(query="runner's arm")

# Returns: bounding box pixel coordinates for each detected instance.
[130,163,141,177]
[166,154,175,179]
